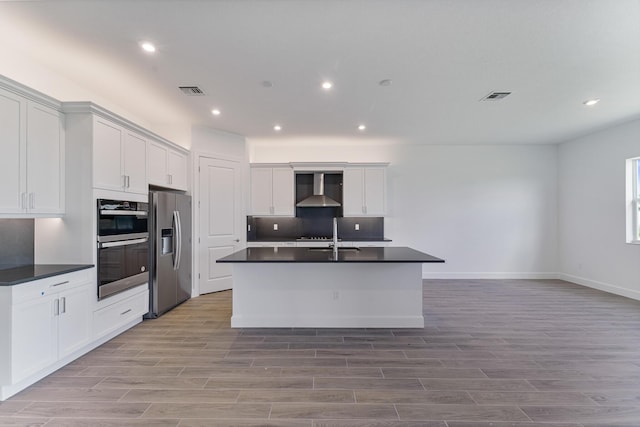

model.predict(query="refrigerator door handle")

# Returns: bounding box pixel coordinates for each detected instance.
[173,210,182,271]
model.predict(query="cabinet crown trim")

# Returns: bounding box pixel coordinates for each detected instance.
[62,102,188,154]
[0,75,62,111]
[250,162,389,170]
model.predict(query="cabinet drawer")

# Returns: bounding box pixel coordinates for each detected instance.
[93,288,148,339]
[12,269,92,305]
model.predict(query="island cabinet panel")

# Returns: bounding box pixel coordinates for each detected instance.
[93,117,148,195]
[250,166,294,216]
[230,263,424,328]
[343,166,386,216]
[0,87,64,216]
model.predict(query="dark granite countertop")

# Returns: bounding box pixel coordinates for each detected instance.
[217,247,444,263]
[0,264,94,286]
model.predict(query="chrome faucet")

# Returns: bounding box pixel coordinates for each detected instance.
[330,217,339,248]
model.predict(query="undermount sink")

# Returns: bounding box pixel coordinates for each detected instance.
[307,247,360,252]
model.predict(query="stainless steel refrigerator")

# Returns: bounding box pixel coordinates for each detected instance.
[146,190,192,318]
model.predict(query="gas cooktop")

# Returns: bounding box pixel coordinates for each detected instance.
[297,236,333,241]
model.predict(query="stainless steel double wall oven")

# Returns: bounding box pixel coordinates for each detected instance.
[97,199,149,300]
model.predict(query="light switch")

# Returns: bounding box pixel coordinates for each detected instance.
[355,224,360,231]
[273,223,278,231]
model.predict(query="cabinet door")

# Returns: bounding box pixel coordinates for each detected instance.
[93,118,124,191]
[0,88,26,214]
[364,168,386,216]
[250,168,274,215]
[123,131,148,194]
[26,103,64,214]
[168,149,188,190]
[12,294,57,383]
[147,141,168,187]
[342,168,365,216]
[58,284,92,359]
[271,168,294,216]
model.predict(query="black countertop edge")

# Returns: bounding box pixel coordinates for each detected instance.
[248,238,393,242]
[0,264,94,286]
[217,247,444,263]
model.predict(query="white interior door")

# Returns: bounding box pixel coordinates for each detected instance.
[198,156,242,294]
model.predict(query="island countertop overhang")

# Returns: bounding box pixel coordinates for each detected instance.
[216,246,444,263]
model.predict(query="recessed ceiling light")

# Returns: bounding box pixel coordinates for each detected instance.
[379,79,392,86]
[140,42,156,53]
[358,124,366,131]
[273,125,282,131]
[583,98,600,106]
[211,109,221,116]
[321,81,333,90]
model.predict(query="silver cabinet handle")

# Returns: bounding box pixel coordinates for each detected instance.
[52,280,69,287]
[234,238,240,242]
[29,193,35,209]
[21,192,26,209]
[121,308,132,316]
[54,298,60,316]
[125,175,130,188]
[61,297,66,314]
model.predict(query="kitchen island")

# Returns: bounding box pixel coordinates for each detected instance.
[217,246,444,328]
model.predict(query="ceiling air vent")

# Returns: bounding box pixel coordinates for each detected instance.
[480,91,511,101]
[179,86,205,96]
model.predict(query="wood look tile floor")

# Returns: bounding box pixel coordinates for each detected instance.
[2,279,640,426]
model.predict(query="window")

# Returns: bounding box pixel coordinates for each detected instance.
[626,157,640,243]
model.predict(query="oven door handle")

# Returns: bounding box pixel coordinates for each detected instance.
[99,237,148,248]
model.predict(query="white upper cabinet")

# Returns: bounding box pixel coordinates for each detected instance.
[250,166,294,216]
[343,165,387,216]
[0,86,64,216]
[168,148,188,191]
[27,103,65,214]
[0,88,25,214]
[123,131,148,194]
[148,140,188,191]
[93,117,147,194]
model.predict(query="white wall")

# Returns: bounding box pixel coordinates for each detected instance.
[249,139,559,278]
[558,118,640,300]
[0,12,191,148]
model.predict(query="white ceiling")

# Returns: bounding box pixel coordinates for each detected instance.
[1,0,639,145]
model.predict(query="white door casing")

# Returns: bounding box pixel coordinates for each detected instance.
[198,156,243,294]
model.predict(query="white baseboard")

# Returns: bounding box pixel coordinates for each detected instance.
[557,273,640,302]
[421,271,640,302]
[422,272,559,280]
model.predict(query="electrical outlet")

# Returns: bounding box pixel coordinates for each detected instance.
[273,223,278,231]
[355,223,360,231]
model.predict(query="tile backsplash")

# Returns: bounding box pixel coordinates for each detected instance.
[247,216,384,240]
[0,219,34,268]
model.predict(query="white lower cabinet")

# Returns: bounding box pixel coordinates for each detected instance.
[0,269,150,401]
[93,285,149,340]
[1,269,93,400]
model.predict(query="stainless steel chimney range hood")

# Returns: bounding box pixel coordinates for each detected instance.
[296,172,341,207]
